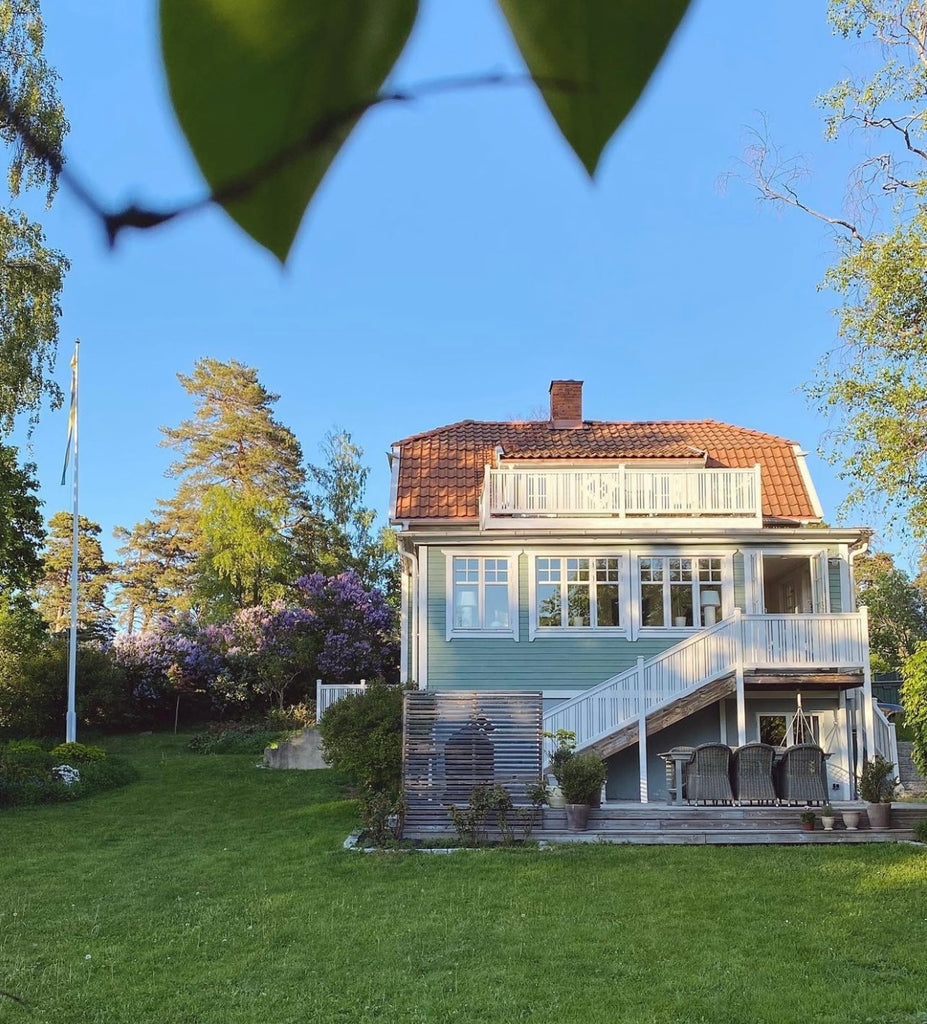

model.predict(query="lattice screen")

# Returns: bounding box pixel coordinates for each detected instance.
[402,691,543,831]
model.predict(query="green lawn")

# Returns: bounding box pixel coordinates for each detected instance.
[2,735,927,1024]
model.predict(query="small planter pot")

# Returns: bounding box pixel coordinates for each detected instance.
[842,810,861,831]
[821,816,835,831]
[565,803,590,832]
[866,802,891,829]
[801,821,815,832]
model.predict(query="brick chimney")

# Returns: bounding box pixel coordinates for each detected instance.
[549,380,584,429]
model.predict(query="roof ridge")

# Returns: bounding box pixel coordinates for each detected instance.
[393,418,799,447]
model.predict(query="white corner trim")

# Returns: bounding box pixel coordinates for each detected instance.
[418,546,428,689]
[793,445,825,520]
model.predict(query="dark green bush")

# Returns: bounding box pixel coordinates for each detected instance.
[76,755,138,794]
[0,740,137,807]
[188,720,282,755]
[317,684,403,794]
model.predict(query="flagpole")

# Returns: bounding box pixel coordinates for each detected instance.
[66,340,80,743]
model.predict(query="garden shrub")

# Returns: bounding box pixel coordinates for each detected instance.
[49,742,107,763]
[187,720,283,755]
[317,683,403,794]
[266,702,316,730]
[914,819,927,844]
[0,740,136,807]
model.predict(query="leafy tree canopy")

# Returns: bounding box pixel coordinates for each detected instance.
[0,441,44,593]
[749,1,927,538]
[0,0,68,434]
[855,551,927,672]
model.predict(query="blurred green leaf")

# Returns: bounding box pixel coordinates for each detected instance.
[498,0,690,174]
[160,0,418,261]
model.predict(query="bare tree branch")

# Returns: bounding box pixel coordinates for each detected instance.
[0,71,576,250]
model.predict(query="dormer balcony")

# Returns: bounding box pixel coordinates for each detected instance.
[481,465,763,529]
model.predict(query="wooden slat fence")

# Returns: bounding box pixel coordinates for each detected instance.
[403,691,542,832]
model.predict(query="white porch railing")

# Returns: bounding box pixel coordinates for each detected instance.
[543,611,869,754]
[484,465,761,521]
[316,679,367,719]
[872,700,899,772]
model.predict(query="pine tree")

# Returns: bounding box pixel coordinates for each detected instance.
[34,511,112,637]
[117,359,314,619]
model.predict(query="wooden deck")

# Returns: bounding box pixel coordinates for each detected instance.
[403,803,926,846]
[536,803,926,845]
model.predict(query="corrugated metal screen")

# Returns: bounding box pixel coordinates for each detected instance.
[402,691,543,830]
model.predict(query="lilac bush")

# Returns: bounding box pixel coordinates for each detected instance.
[295,572,397,685]
[112,572,397,720]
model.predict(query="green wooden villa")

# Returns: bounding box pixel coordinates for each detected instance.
[388,380,897,804]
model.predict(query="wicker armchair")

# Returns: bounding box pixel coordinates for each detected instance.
[732,743,777,805]
[775,743,828,805]
[686,743,734,805]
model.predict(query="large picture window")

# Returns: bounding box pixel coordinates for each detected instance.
[639,556,724,628]
[535,556,622,630]
[449,556,515,636]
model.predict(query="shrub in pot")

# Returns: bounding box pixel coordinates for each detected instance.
[820,804,836,831]
[558,751,607,832]
[858,755,898,829]
[799,809,816,832]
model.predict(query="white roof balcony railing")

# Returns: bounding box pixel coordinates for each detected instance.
[482,465,762,527]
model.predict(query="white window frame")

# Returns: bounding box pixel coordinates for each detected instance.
[633,551,735,638]
[443,551,520,641]
[527,552,630,641]
[756,711,821,747]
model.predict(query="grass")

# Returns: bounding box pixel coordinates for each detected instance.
[2,735,927,1024]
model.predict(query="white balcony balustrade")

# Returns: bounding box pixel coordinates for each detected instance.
[482,465,762,527]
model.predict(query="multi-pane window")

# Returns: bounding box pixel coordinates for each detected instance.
[639,556,724,628]
[453,557,511,630]
[535,557,621,629]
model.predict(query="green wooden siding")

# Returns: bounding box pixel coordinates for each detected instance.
[829,559,843,613]
[733,551,745,610]
[428,549,678,693]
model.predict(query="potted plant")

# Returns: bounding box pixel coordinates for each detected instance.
[558,750,607,832]
[842,808,861,831]
[858,755,898,829]
[543,729,576,809]
[820,804,836,831]
[799,809,816,832]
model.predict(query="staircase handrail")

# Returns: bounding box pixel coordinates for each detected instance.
[543,611,869,753]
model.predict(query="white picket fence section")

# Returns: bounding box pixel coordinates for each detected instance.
[873,700,900,775]
[543,610,871,755]
[316,679,367,719]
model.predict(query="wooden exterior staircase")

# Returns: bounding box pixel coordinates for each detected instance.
[542,610,888,792]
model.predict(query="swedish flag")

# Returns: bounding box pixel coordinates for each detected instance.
[61,341,79,486]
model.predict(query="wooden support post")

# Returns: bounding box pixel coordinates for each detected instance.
[637,656,648,803]
[734,607,747,746]
[860,606,874,761]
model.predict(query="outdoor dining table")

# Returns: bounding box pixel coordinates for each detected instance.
[658,748,694,806]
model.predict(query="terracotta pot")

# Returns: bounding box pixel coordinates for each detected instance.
[565,803,590,832]
[801,821,815,832]
[867,802,891,829]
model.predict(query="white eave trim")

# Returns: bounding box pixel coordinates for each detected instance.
[793,444,825,520]
[388,445,401,522]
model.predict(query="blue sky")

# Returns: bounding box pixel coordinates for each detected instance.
[13,1,895,562]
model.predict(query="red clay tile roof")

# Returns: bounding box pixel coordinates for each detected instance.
[392,419,820,522]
